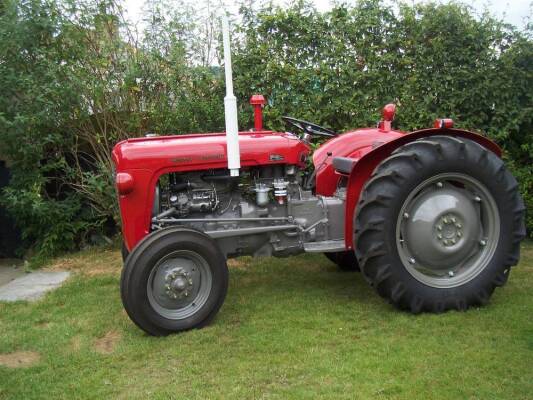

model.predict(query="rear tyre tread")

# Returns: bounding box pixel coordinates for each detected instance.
[355,136,525,313]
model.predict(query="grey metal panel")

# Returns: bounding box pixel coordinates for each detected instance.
[205,224,298,239]
[303,240,346,252]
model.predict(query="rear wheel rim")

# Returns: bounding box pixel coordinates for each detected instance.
[147,250,212,320]
[396,173,500,288]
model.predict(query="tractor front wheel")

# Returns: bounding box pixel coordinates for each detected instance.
[120,227,228,335]
[355,136,525,313]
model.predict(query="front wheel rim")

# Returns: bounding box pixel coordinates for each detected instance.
[147,250,213,320]
[396,173,500,288]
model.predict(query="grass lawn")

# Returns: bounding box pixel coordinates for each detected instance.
[0,242,532,399]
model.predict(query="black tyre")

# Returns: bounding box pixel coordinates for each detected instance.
[355,136,525,313]
[120,227,228,335]
[324,251,360,271]
[121,241,129,262]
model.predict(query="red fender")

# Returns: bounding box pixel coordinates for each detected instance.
[343,128,502,250]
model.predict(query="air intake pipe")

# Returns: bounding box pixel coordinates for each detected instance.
[221,15,240,177]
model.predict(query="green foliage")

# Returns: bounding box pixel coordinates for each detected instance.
[234,0,532,232]
[0,0,531,260]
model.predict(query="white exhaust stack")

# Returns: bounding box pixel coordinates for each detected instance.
[221,15,240,177]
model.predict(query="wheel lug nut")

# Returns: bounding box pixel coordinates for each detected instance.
[443,218,449,223]
[480,239,487,246]
[437,225,442,231]
[448,271,455,277]
[451,217,456,223]
[403,212,409,219]
[451,238,456,244]
[474,196,481,202]
[409,258,416,264]
[455,223,462,229]
[457,232,462,237]
[436,182,443,188]
[437,234,443,239]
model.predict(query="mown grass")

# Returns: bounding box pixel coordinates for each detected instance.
[0,242,532,399]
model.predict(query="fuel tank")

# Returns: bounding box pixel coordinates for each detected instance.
[313,127,406,196]
[112,130,311,174]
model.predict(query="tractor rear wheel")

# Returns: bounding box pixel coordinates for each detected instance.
[120,227,228,335]
[355,136,525,313]
[324,251,360,271]
[121,241,129,262]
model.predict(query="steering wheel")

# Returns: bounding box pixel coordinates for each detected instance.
[282,116,337,138]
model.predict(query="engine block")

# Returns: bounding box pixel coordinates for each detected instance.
[151,165,346,258]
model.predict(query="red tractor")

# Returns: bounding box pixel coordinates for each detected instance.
[113,20,525,336]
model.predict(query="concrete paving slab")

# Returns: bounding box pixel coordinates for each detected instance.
[0,259,25,287]
[0,271,70,302]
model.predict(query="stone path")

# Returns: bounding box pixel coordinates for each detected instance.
[0,260,70,302]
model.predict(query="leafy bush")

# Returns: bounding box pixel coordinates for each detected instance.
[0,0,530,261]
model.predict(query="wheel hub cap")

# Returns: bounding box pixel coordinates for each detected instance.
[147,250,213,320]
[436,213,463,246]
[396,173,500,288]
[402,186,481,270]
[164,268,193,299]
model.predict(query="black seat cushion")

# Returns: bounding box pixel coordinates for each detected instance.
[332,157,357,174]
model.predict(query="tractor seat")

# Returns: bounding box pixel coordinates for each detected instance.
[332,157,357,175]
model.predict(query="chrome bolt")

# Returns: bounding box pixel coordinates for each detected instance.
[184,291,189,297]
[437,234,443,239]
[443,217,449,224]
[436,182,443,188]
[451,238,456,244]
[457,232,462,237]
[437,225,442,231]
[444,239,449,245]
[448,271,455,277]
[403,212,409,219]
[409,258,416,264]
[455,223,462,229]
[480,239,487,246]
[474,196,481,202]
[451,217,456,223]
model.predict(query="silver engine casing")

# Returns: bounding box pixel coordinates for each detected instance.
[151,166,346,258]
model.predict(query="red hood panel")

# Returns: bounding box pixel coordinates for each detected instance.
[113,131,311,173]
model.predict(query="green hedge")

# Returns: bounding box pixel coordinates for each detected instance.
[0,0,531,260]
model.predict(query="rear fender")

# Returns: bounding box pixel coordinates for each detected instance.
[343,128,501,250]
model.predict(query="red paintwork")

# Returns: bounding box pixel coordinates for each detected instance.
[343,128,502,250]
[116,172,134,195]
[434,118,454,129]
[313,128,405,196]
[113,131,310,250]
[382,103,396,121]
[250,95,266,131]
[113,113,502,253]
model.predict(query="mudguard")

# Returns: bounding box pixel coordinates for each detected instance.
[343,128,502,250]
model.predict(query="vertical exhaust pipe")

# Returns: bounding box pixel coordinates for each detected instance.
[221,15,240,177]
